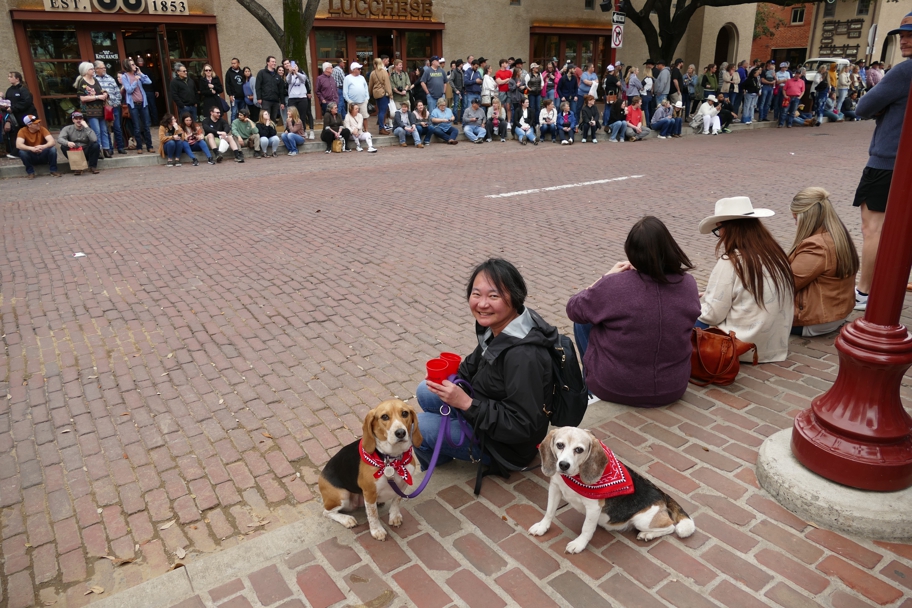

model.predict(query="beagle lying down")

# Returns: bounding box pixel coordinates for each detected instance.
[318,399,422,541]
[530,427,695,553]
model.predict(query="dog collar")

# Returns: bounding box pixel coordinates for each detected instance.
[359,439,414,485]
[561,441,635,499]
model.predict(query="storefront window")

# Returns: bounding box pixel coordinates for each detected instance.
[27,27,80,129]
[531,34,560,68]
[580,39,594,69]
[91,31,121,71]
[405,32,431,70]
[166,27,209,81]
[315,29,347,65]
[565,40,578,66]
[355,35,374,69]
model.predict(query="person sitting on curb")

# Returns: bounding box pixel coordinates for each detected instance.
[16,115,60,179]
[697,95,722,135]
[462,98,487,143]
[319,102,351,153]
[624,96,651,141]
[158,113,195,167]
[514,97,537,145]
[557,100,576,144]
[430,98,459,145]
[486,97,507,143]
[281,106,307,156]
[231,108,261,158]
[579,95,600,143]
[57,111,100,175]
[393,101,421,147]
[538,98,557,143]
[181,112,215,165]
[651,98,676,139]
[201,106,243,163]
[256,110,281,158]
[343,103,377,153]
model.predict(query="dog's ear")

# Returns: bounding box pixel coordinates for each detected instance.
[361,408,377,454]
[539,428,558,477]
[408,403,423,448]
[578,431,608,484]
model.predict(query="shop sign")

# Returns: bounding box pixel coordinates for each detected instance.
[327,0,433,20]
[42,0,189,15]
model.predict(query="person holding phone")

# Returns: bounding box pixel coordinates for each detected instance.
[121,58,153,153]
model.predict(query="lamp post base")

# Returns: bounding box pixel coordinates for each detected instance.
[790,319,912,492]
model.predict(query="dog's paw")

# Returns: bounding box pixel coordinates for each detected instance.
[339,514,358,528]
[370,527,388,541]
[565,538,588,554]
[636,531,660,542]
[388,513,402,527]
[529,521,550,536]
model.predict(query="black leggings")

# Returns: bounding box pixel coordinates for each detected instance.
[320,127,351,150]
[290,97,314,129]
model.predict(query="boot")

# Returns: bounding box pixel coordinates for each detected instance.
[234,149,245,163]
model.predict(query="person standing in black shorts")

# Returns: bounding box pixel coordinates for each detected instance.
[851,12,912,310]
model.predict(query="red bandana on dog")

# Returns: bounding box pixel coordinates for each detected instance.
[359,440,414,485]
[561,441,635,499]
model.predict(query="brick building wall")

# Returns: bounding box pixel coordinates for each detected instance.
[751,3,814,65]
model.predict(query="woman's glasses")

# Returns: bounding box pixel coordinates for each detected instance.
[711,227,722,238]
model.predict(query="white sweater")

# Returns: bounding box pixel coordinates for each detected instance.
[698,256,793,363]
[696,101,719,117]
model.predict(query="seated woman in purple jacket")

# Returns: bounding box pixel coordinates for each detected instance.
[567,217,701,407]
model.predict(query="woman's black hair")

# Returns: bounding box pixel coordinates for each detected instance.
[465,258,527,314]
[624,216,694,284]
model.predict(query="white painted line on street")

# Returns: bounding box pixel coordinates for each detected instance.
[485,175,644,198]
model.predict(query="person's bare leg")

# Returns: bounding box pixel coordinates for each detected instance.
[858,202,885,294]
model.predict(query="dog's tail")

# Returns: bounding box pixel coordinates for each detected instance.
[663,492,696,538]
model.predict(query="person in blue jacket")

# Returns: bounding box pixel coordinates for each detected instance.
[556,100,577,145]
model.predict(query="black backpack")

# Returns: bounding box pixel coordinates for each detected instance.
[545,332,588,427]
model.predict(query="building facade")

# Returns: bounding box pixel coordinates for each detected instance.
[750,2,815,67]
[1,0,756,128]
[807,0,909,66]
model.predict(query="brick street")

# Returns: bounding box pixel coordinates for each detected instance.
[2,122,912,607]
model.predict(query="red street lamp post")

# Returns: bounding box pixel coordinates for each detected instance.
[791,80,912,492]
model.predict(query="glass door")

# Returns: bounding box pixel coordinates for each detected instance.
[355,34,374,70]
[90,30,121,72]
[123,27,168,121]
[27,25,81,128]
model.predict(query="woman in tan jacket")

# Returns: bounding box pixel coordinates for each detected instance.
[369,58,393,134]
[788,187,859,337]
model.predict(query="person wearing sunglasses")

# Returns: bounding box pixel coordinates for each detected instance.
[169,62,198,122]
[201,105,243,163]
[198,64,224,118]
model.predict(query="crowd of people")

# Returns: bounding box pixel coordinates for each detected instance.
[0,41,900,173]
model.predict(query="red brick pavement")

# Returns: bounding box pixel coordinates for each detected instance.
[2,121,911,607]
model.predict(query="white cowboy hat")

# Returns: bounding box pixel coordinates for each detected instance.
[699,196,775,234]
[706,95,717,102]
[674,100,683,108]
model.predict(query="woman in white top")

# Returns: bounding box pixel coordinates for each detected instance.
[696,95,721,135]
[342,103,377,153]
[538,98,557,142]
[482,66,499,106]
[514,97,536,145]
[697,197,795,363]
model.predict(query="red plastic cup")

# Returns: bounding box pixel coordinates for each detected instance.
[426,358,449,384]
[440,352,461,376]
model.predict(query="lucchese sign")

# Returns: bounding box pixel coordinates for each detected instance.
[42,0,189,14]
[327,0,433,20]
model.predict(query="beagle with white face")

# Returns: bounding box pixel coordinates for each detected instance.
[318,399,422,541]
[530,427,695,553]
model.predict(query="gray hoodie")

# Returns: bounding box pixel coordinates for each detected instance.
[654,67,671,96]
[856,58,911,171]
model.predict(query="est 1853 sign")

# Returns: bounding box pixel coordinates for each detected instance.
[42,0,189,15]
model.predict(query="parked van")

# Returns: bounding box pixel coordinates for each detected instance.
[803,58,851,84]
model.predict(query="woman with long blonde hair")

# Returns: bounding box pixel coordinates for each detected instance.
[281,106,306,155]
[256,110,280,157]
[788,187,858,337]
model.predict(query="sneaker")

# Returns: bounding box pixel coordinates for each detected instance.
[657,135,666,139]
[854,289,868,311]
[166,159,174,167]
[192,158,199,166]
[592,138,597,143]
[253,150,262,158]
[533,140,538,145]
[500,138,505,142]
[561,140,568,145]
[507,122,512,130]
[6,154,17,159]
[288,151,298,156]
[417,143,424,148]
[608,139,616,143]
[216,153,223,163]
[324,150,331,154]
[173,160,182,167]
[485,138,492,142]
[207,157,216,165]
[581,138,587,143]
[308,131,315,140]
[367,147,377,153]
[356,146,363,152]
[722,128,732,133]
[234,150,244,163]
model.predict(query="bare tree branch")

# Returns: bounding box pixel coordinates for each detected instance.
[234,0,285,50]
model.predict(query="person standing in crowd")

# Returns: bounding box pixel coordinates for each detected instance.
[170,63,198,121]
[720,63,740,119]
[464,59,483,107]
[579,94,600,143]
[58,111,101,174]
[741,65,760,124]
[605,97,627,143]
[201,105,243,163]
[697,197,795,363]
[286,60,314,139]
[158,113,195,167]
[121,58,154,153]
[867,61,884,89]
[670,59,685,105]
[332,59,347,119]
[241,66,256,116]
[410,65,427,108]
[787,187,858,337]
[93,61,123,156]
[495,59,515,128]
[557,64,578,124]
[758,60,776,121]
[320,101,350,153]
[640,61,656,124]
[16,115,60,178]
[449,58,465,124]
[5,71,37,125]
[542,61,559,106]
[462,97,487,143]
[276,64,288,124]
[836,65,852,116]
[653,59,671,105]
[281,106,306,155]
[225,57,245,121]
[486,97,507,142]
[684,64,697,115]
[230,107,260,158]
[0,99,16,159]
[135,57,159,125]
[507,67,526,134]
[369,57,392,135]
[393,100,422,147]
[316,62,339,117]
[779,71,805,128]
[774,62,791,121]
[342,62,370,132]
[343,102,377,152]
[180,112,215,164]
[391,59,412,111]
[198,64,224,117]
[73,62,110,156]
[601,64,619,104]
[256,56,284,125]
[851,14,912,310]
[625,95,650,141]
[812,65,829,126]
[256,110,281,157]
[421,56,448,116]
[526,63,542,120]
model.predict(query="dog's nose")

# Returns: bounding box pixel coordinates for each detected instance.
[395,428,407,440]
[559,461,570,471]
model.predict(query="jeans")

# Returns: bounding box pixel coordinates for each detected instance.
[672,117,683,135]
[376,95,390,128]
[129,104,153,150]
[655,93,668,106]
[730,91,742,116]
[431,124,458,141]
[465,92,480,106]
[416,124,430,143]
[452,92,462,123]
[18,148,58,174]
[529,95,541,124]
[580,122,599,140]
[163,139,193,160]
[758,85,773,120]
[779,97,800,126]
[539,123,557,141]
[60,142,99,168]
[824,110,844,122]
[836,89,849,115]
[741,93,758,123]
[179,105,197,122]
[426,95,440,114]
[573,323,592,387]
[464,124,486,142]
[84,116,110,153]
[772,90,783,120]
[652,117,674,136]
[281,132,305,152]
[609,120,627,141]
[815,92,828,122]
[189,141,212,159]
[230,99,241,122]
[414,381,488,470]
[110,106,125,152]
[337,89,346,119]
[641,94,654,126]
[394,126,421,144]
[259,135,281,154]
[514,126,536,142]
[573,96,586,121]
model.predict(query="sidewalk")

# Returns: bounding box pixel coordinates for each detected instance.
[83,322,912,608]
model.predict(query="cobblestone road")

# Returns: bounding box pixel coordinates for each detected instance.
[3,121,912,607]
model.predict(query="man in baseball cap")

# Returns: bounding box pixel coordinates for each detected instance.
[850,11,912,310]
[342,61,370,130]
[57,111,101,175]
[16,114,60,178]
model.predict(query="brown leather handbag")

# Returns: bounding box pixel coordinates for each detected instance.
[689,327,758,386]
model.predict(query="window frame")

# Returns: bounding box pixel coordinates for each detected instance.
[856,0,870,16]
[790,7,805,25]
